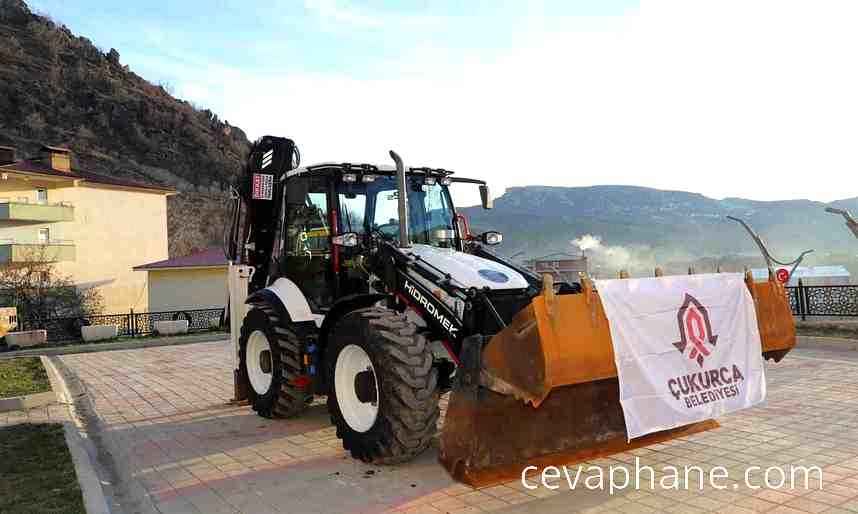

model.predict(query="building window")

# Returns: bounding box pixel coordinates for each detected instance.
[36,188,47,204]
[38,228,49,243]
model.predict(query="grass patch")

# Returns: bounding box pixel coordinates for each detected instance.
[0,357,51,398]
[0,423,85,514]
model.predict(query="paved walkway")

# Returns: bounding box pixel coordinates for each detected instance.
[0,403,70,427]
[58,342,858,514]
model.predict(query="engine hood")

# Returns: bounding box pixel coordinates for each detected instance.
[406,244,529,290]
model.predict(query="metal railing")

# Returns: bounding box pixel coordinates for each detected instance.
[20,307,226,342]
[786,280,858,319]
[0,239,75,245]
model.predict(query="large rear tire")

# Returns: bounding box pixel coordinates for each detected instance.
[326,307,440,464]
[239,307,309,418]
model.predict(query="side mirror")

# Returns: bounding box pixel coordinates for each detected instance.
[480,231,503,245]
[479,184,493,210]
[332,232,359,247]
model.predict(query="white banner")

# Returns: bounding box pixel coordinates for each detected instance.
[595,273,766,440]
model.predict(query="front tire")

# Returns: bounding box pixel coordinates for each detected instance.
[239,307,309,418]
[327,307,440,464]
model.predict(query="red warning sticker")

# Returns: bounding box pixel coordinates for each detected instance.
[252,173,274,200]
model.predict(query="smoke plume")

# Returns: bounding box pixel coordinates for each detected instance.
[571,234,655,277]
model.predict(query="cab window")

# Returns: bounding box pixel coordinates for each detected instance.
[281,177,332,309]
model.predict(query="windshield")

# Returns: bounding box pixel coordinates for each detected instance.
[337,175,457,248]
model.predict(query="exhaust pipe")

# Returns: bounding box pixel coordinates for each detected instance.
[389,150,410,248]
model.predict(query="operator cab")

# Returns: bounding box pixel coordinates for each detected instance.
[273,163,480,313]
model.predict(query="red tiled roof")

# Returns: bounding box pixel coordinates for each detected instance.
[0,159,176,193]
[134,247,227,270]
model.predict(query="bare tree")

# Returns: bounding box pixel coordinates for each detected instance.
[0,248,103,323]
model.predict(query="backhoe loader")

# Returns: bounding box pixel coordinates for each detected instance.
[225,136,796,486]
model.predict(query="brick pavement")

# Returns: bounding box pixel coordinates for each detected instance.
[0,403,70,427]
[58,342,858,514]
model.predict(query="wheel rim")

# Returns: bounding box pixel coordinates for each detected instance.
[246,330,273,395]
[335,344,379,433]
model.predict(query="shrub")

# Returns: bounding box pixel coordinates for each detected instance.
[0,248,103,322]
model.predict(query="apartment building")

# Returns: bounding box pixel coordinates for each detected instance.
[0,145,175,312]
[523,252,590,283]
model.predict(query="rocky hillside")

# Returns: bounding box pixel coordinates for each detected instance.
[0,0,249,256]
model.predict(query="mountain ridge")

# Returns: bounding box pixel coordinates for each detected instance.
[462,184,858,275]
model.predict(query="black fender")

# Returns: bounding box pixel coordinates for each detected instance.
[245,289,320,338]
[319,293,387,347]
[244,288,320,387]
[246,289,292,324]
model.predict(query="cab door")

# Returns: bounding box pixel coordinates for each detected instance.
[280,176,335,311]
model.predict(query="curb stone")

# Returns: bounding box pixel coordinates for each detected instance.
[0,332,228,360]
[796,335,858,351]
[42,357,110,514]
[41,355,70,404]
[0,391,56,412]
[63,423,111,514]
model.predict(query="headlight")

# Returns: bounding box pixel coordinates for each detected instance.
[342,173,357,183]
[362,174,376,183]
[440,177,452,186]
[424,176,437,186]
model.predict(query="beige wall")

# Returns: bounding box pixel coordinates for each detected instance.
[0,175,169,313]
[147,268,227,312]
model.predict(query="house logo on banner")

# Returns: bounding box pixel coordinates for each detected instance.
[668,293,745,409]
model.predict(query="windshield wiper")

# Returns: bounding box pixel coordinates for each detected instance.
[344,206,354,233]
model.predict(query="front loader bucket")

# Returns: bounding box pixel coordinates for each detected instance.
[439,273,795,487]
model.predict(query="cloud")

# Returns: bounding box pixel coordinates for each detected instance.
[303,0,383,27]
[165,0,858,206]
[302,0,442,30]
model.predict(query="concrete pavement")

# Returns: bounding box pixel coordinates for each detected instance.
[52,341,858,514]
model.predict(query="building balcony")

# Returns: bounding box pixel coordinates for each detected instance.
[0,199,74,222]
[0,240,76,263]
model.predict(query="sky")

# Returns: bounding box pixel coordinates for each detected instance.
[27,0,858,205]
